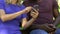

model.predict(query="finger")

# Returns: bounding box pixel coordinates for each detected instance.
[31,12,36,14]
[31,11,38,14]
[31,13,36,16]
[25,6,32,11]
[48,27,54,31]
[31,9,39,14]
[45,26,54,30]
[28,6,32,10]
[31,12,37,15]
[27,6,32,9]
[32,8,38,13]
[31,13,37,16]
[32,10,39,15]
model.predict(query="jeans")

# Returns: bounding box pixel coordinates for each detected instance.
[55,29,60,34]
[30,29,48,34]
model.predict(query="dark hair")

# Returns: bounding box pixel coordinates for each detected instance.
[28,0,37,3]
[23,0,38,7]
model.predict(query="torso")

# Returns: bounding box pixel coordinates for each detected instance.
[24,0,54,24]
[0,3,25,34]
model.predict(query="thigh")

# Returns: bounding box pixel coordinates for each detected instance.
[30,29,48,34]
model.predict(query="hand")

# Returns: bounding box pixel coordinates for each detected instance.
[39,24,55,32]
[48,24,56,29]
[45,24,56,32]
[30,8,39,19]
[24,6,32,13]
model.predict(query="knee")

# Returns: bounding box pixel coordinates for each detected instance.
[30,29,48,34]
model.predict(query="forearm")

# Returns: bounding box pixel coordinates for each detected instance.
[53,9,59,25]
[1,10,26,22]
[53,9,59,19]
[54,14,60,26]
[22,18,36,29]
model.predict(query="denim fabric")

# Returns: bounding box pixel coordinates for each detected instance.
[30,29,48,34]
[55,29,60,34]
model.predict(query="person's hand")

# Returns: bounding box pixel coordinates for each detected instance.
[48,24,56,29]
[24,6,32,13]
[30,8,39,19]
[45,24,56,32]
[39,24,55,32]
[44,24,54,30]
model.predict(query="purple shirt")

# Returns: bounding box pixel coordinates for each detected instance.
[24,0,58,24]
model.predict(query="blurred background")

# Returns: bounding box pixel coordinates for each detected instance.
[57,0,60,12]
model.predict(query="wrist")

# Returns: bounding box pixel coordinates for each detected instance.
[20,10,25,13]
[20,27,24,30]
[32,18,37,20]
[21,9,28,14]
[32,17,38,19]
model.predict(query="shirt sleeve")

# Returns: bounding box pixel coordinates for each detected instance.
[21,4,27,18]
[53,0,58,9]
[20,4,27,18]
[21,13,27,18]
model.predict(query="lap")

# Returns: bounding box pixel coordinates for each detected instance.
[55,28,60,34]
[21,24,49,34]
[30,29,48,34]
[21,29,48,34]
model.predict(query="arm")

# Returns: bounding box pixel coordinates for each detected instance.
[52,0,59,26]
[53,8,59,18]
[22,18,36,29]
[22,18,55,31]
[53,0,59,19]
[53,14,60,26]
[21,8,39,29]
[0,6,32,22]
